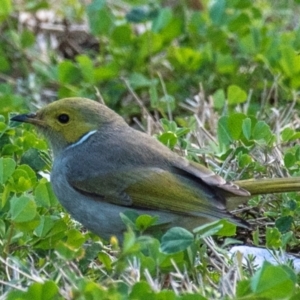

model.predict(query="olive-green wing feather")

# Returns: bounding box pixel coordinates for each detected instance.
[173,159,250,197]
[67,167,248,227]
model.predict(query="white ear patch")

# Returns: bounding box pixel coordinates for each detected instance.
[67,130,97,149]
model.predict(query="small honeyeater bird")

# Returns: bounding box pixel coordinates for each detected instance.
[11,97,253,239]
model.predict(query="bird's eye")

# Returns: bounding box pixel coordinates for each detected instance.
[57,114,70,124]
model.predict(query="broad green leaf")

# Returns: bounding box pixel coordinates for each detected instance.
[275,216,293,233]
[216,53,236,74]
[176,128,190,138]
[55,240,84,260]
[158,94,176,112]
[218,116,232,146]
[227,113,246,140]
[290,74,300,88]
[170,47,202,71]
[266,227,282,248]
[34,216,55,238]
[242,117,252,140]
[227,85,247,104]
[209,0,226,25]
[252,121,273,142]
[86,0,104,11]
[137,31,164,58]
[152,8,172,32]
[0,157,16,184]
[129,73,157,89]
[93,63,119,81]
[160,119,177,132]
[22,131,47,150]
[160,227,194,254]
[228,12,251,32]
[1,184,11,207]
[284,152,295,168]
[214,219,237,236]
[251,262,295,299]
[159,14,182,42]
[154,290,177,300]
[34,216,55,237]
[18,164,37,182]
[111,25,132,46]
[130,282,153,299]
[7,290,25,300]
[282,231,294,248]
[288,199,297,211]
[35,219,68,249]
[98,251,113,271]
[289,132,300,141]
[281,128,300,142]
[20,148,47,171]
[193,219,235,237]
[34,180,58,207]
[236,279,252,297]
[65,229,85,248]
[213,89,226,109]
[126,6,157,23]
[120,210,139,229]
[281,128,295,142]
[10,195,37,223]
[26,281,59,300]
[122,228,139,254]
[135,214,158,231]
[14,218,40,233]
[58,60,80,84]
[87,0,113,35]
[238,153,253,167]
[193,222,222,237]
[10,165,37,192]
[76,55,95,84]
[280,46,300,77]
[158,132,177,149]
[159,251,184,269]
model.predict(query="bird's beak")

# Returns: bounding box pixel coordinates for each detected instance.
[11,113,38,124]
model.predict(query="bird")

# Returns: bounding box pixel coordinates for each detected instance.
[11,97,251,240]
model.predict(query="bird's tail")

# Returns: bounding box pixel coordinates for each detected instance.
[234,177,300,195]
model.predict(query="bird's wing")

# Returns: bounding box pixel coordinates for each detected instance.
[67,166,248,227]
[171,159,250,197]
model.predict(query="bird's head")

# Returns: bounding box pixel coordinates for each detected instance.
[11,97,125,156]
